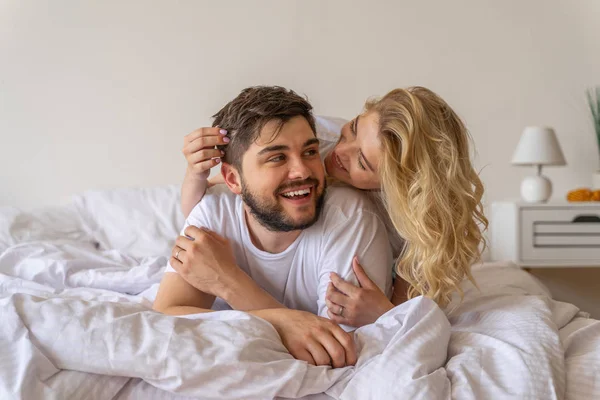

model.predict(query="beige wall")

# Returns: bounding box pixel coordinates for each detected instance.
[1,1,599,315]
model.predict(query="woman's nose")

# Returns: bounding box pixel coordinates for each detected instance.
[336,142,352,161]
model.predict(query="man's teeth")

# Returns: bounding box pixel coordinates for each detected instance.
[281,188,311,198]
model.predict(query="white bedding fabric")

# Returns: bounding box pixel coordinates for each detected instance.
[1,188,599,400]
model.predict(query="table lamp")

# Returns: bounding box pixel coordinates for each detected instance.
[511,126,566,203]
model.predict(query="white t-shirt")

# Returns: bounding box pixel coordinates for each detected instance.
[166,185,393,328]
[314,116,405,259]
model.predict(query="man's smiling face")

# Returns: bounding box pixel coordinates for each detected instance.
[238,115,326,232]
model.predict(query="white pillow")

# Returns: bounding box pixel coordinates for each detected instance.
[0,205,93,252]
[73,185,184,257]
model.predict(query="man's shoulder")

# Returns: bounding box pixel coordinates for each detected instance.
[188,185,239,221]
[324,185,377,209]
[319,186,380,225]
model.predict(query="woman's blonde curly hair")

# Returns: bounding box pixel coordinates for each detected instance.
[365,87,488,307]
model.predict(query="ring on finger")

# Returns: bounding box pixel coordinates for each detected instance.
[175,249,182,261]
[338,305,344,317]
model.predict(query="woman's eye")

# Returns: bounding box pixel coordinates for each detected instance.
[350,119,357,136]
[358,157,366,171]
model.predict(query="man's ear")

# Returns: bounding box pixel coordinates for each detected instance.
[221,162,242,195]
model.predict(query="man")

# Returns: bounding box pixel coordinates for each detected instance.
[153,86,392,368]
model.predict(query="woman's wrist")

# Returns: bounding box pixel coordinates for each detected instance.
[380,300,395,316]
[185,166,209,182]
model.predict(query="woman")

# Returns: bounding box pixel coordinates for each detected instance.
[179,86,488,328]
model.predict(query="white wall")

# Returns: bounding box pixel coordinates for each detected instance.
[2,0,599,208]
[1,1,599,314]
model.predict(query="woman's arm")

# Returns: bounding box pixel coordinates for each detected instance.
[181,168,209,218]
[391,276,410,306]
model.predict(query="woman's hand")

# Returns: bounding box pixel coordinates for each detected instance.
[183,127,229,180]
[180,127,229,218]
[170,226,241,298]
[326,257,394,328]
[251,308,356,368]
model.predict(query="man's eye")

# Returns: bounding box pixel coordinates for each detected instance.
[268,155,285,163]
[304,149,318,157]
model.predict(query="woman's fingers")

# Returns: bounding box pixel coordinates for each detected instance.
[352,257,376,289]
[171,246,186,262]
[188,159,220,175]
[169,256,182,270]
[329,273,360,297]
[189,148,223,164]
[184,127,227,145]
[326,283,349,306]
[175,234,194,250]
[184,135,229,155]
[327,309,347,325]
[198,227,229,245]
[325,296,342,315]
[183,127,229,180]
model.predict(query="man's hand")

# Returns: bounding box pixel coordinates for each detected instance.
[170,226,241,298]
[252,308,357,369]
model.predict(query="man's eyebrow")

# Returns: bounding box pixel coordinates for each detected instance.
[304,138,320,147]
[257,144,289,156]
[256,138,320,156]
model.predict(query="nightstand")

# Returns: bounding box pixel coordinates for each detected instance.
[490,201,600,267]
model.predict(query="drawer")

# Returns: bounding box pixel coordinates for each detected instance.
[520,207,600,264]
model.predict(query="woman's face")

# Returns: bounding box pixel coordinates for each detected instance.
[324,111,382,190]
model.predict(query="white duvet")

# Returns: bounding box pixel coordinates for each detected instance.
[1,186,599,400]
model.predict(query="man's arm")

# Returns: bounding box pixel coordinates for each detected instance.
[153,237,357,368]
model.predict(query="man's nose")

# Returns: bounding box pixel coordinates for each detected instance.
[288,157,311,180]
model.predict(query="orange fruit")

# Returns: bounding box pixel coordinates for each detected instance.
[567,188,593,202]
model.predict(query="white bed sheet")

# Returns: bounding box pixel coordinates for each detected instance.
[1,192,599,400]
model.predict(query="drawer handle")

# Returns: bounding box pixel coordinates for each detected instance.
[572,215,600,223]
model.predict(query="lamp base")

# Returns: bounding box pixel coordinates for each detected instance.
[521,175,552,203]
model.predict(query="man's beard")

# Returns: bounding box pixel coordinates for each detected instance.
[241,176,326,232]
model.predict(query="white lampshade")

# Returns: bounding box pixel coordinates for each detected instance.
[511,126,566,166]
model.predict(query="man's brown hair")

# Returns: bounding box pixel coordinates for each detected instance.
[212,86,316,169]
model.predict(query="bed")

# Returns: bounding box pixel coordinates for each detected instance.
[1,185,599,400]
